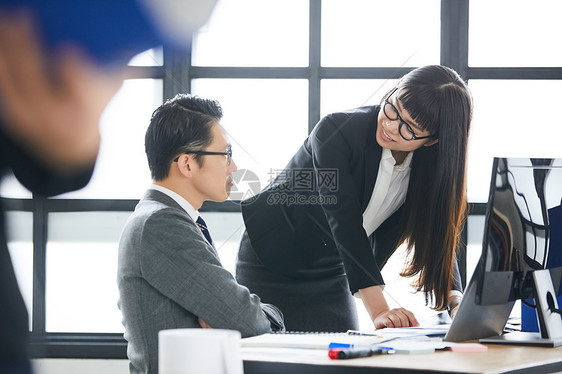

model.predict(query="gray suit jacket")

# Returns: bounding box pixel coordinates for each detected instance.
[118,189,284,374]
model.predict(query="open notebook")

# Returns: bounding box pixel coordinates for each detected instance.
[241,332,382,350]
[241,327,448,350]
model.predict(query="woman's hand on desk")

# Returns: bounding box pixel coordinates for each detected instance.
[373,308,420,329]
[357,285,420,329]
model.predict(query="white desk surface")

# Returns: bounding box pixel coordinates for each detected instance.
[242,344,562,374]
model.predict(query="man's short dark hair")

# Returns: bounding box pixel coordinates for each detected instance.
[145,94,223,181]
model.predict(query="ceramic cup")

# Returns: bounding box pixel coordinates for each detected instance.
[158,328,243,374]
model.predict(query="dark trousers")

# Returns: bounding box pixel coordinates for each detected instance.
[236,231,359,332]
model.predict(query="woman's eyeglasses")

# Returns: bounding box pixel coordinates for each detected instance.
[383,88,435,141]
[173,144,233,165]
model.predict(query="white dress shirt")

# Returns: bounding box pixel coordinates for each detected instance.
[150,183,199,223]
[362,148,413,237]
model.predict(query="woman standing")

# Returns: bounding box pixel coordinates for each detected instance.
[236,65,472,332]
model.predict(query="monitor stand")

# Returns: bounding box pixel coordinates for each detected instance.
[480,331,562,347]
[480,270,562,347]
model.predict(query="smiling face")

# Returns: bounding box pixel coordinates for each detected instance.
[375,88,438,155]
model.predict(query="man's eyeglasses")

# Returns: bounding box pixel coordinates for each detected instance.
[173,144,233,165]
[383,87,434,141]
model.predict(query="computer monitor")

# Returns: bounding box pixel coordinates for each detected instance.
[445,157,562,346]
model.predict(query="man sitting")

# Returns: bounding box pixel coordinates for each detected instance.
[117,94,284,374]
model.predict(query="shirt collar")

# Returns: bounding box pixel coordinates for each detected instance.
[150,183,199,223]
[381,148,413,172]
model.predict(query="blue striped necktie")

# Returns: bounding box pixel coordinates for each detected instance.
[196,216,213,246]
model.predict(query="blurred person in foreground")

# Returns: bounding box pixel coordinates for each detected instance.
[0,13,124,374]
[0,1,218,372]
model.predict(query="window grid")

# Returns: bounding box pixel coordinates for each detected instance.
[3,0,557,358]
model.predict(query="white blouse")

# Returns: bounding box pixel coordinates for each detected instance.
[362,148,413,237]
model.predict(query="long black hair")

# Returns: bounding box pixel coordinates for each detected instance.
[388,65,473,310]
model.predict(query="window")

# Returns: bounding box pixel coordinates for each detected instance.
[192,0,309,67]
[6,211,33,328]
[467,80,562,202]
[3,0,560,358]
[59,79,162,199]
[321,0,440,67]
[469,0,562,67]
[45,212,130,333]
[191,78,308,186]
[466,0,562,323]
[321,79,398,117]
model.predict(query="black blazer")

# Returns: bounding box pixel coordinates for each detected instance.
[243,105,464,294]
[242,105,409,293]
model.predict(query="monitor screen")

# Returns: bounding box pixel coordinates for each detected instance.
[445,157,562,344]
[477,158,562,306]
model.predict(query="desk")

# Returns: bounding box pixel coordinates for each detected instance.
[242,344,562,374]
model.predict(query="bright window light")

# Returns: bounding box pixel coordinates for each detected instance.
[469,0,562,67]
[322,0,440,67]
[192,0,309,67]
[57,79,162,199]
[467,80,562,202]
[191,79,308,188]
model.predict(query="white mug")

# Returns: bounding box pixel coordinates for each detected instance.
[158,328,243,374]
